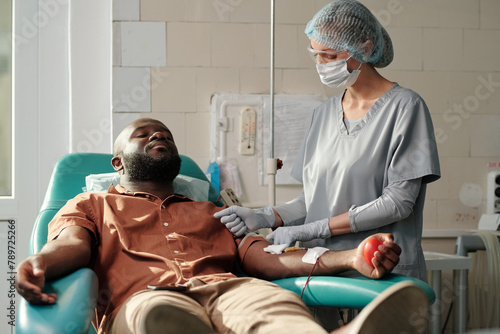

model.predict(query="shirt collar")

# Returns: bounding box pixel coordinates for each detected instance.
[109,184,193,203]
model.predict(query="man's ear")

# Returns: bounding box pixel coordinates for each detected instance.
[111,155,124,173]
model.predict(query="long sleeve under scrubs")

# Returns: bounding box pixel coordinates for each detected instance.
[289,83,441,280]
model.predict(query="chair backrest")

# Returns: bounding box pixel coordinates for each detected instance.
[30,152,221,255]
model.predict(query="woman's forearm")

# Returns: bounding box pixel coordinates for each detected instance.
[328,212,352,235]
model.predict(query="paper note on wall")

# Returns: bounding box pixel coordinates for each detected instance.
[261,95,325,185]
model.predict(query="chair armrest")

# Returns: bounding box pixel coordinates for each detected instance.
[272,273,435,309]
[17,268,98,334]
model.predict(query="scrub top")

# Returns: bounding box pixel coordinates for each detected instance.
[290,83,440,280]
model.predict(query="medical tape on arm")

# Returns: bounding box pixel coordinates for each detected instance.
[300,247,329,299]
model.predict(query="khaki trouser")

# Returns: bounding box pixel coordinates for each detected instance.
[111,277,327,334]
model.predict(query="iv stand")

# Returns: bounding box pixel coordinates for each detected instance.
[267,0,277,207]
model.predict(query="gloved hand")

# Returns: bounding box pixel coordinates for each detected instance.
[266,218,331,246]
[214,206,276,237]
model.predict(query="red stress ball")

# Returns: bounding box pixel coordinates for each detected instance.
[363,238,383,266]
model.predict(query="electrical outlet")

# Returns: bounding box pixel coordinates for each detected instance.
[486,171,500,214]
[219,188,242,207]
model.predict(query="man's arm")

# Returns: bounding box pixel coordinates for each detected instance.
[241,233,401,280]
[15,225,93,305]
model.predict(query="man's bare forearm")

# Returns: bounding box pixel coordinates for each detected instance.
[241,234,401,280]
[242,240,352,280]
[35,226,92,279]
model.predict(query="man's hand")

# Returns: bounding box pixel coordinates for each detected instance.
[15,225,92,305]
[15,255,57,305]
[353,234,401,279]
[214,206,276,236]
[265,218,331,245]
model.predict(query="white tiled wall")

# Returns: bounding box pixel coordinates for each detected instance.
[112,0,500,231]
[113,67,151,112]
[113,0,140,21]
[120,21,167,66]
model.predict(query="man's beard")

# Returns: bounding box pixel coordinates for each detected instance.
[121,152,181,182]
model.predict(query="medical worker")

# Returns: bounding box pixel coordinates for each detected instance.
[215,0,440,281]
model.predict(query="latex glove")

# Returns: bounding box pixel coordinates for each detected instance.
[266,218,331,246]
[214,206,275,237]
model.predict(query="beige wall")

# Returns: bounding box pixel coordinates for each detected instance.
[0,0,12,196]
[112,0,500,232]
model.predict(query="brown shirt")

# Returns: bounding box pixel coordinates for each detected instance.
[48,185,262,332]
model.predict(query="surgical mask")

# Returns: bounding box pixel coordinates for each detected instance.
[316,57,361,88]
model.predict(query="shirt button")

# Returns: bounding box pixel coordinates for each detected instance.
[163,222,169,227]
[168,234,174,238]
[180,262,187,266]
[174,250,179,254]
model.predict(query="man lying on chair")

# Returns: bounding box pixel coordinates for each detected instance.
[16,118,427,334]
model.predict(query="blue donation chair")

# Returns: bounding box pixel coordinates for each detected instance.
[17,153,435,334]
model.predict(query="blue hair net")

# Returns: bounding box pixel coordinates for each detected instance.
[305,0,393,68]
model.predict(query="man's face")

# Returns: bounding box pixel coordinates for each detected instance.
[119,119,181,182]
